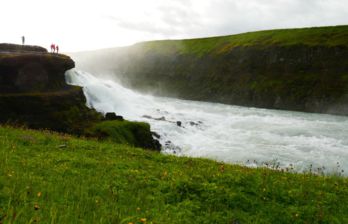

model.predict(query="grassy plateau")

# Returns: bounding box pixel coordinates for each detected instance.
[134,25,348,56]
[0,125,347,223]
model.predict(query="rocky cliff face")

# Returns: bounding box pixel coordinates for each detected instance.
[0,44,161,151]
[116,45,348,115]
[72,26,348,116]
[0,44,101,134]
[0,52,74,93]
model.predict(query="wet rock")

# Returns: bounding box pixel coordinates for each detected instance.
[164,140,181,154]
[176,121,182,127]
[157,116,166,121]
[152,139,162,152]
[104,112,124,121]
[142,115,166,121]
[189,121,199,126]
[156,109,169,114]
[152,131,161,139]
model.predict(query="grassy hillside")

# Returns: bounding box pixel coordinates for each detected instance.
[133,25,348,56]
[0,126,347,223]
[72,25,348,116]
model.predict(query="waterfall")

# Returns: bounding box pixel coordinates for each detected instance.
[66,69,348,174]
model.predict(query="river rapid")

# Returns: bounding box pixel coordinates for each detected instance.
[66,69,348,175]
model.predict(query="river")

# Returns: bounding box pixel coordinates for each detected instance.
[66,69,348,175]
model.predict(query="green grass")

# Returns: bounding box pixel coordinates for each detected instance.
[0,125,347,223]
[134,25,348,56]
[85,120,158,150]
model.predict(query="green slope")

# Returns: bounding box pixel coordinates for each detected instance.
[0,126,347,223]
[134,25,348,56]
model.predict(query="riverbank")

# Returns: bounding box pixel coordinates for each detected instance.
[0,125,347,223]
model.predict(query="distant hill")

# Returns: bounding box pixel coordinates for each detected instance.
[71,25,348,115]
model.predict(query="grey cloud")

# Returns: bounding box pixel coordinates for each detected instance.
[107,0,348,40]
[106,0,201,37]
[197,0,348,36]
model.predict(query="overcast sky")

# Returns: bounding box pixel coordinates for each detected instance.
[1,0,348,52]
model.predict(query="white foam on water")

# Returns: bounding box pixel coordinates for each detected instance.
[66,69,348,174]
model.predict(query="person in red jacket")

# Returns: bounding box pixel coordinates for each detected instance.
[50,44,55,53]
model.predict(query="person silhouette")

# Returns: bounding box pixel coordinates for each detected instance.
[50,44,55,53]
[22,36,25,45]
[56,45,59,54]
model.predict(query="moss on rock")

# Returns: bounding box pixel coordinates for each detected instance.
[85,120,161,151]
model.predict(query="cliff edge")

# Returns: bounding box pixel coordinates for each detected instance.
[0,44,160,151]
[0,44,74,93]
[0,44,101,134]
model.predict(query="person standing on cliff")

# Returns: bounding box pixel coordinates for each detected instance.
[56,45,59,54]
[50,44,55,53]
[21,36,25,45]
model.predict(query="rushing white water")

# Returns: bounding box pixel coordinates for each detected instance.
[66,69,348,174]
